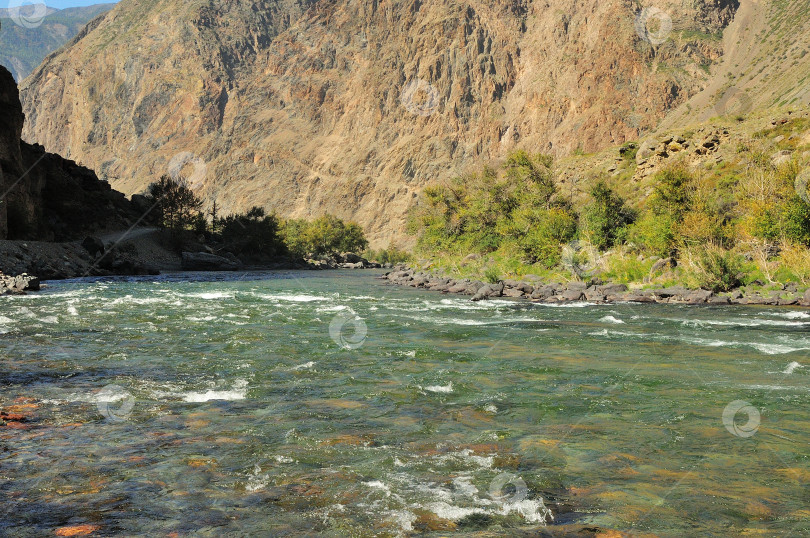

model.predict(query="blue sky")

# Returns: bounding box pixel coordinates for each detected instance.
[3,0,119,8]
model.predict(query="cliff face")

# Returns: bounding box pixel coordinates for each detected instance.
[0,66,140,241]
[19,0,741,246]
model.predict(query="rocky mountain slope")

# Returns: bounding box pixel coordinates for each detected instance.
[18,0,801,247]
[0,4,115,81]
[0,65,140,241]
[0,4,58,19]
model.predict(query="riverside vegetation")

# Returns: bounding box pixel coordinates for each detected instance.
[142,175,374,269]
[405,116,810,304]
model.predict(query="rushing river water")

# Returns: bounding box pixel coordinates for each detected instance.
[1,270,809,536]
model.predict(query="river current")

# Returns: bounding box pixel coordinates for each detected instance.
[1,271,808,536]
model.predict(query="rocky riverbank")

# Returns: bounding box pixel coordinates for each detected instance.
[0,231,387,295]
[0,238,159,283]
[382,268,810,307]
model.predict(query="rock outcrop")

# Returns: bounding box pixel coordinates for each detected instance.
[181,251,240,271]
[19,0,742,246]
[0,65,142,241]
[0,272,39,295]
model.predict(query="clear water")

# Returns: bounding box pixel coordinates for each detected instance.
[1,271,809,536]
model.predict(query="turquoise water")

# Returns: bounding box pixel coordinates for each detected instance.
[1,270,809,536]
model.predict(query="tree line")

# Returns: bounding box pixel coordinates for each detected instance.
[145,175,368,260]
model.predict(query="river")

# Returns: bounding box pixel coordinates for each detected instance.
[1,271,808,536]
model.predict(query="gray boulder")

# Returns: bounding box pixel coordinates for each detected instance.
[652,287,690,301]
[81,236,105,257]
[502,287,525,298]
[624,292,656,303]
[530,285,556,300]
[566,281,588,291]
[584,287,606,302]
[471,281,505,302]
[181,251,240,271]
[650,257,674,274]
[685,289,714,304]
[597,283,628,296]
[447,280,470,294]
[636,138,659,163]
[560,289,585,302]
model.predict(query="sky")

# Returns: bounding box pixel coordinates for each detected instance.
[2,0,119,9]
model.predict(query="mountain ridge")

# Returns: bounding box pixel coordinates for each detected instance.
[19,0,805,247]
[0,3,115,81]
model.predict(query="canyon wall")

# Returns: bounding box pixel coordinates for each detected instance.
[19,0,741,246]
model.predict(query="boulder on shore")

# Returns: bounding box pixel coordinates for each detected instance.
[471,281,505,301]
[181,251,240,271]
[81,236,105,257]
[0,273,40,294]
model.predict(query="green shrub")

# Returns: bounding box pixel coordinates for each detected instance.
[619,142,638,163]
[628,212,676,257]
[694,247,744,292]
[518,208,578,267]
[281,215,368,258]
[281,218,311,258]
[483,266,500,284]
[410,149,578,269]
[365,246,411,265]
[750,206,780,241]
[778,243,810,285]
[582,180,635,250]
[650,167,693,220]
[781,195,810,246]
[604,252,654,283]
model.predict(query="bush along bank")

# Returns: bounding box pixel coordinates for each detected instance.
[406,115,810,301]
[381,268,810,307]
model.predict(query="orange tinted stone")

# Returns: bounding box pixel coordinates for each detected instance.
[596,531,627,538]
[55,525,100,536]
[4,422,32,430]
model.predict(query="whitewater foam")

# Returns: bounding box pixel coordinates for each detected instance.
[775,311,810,319]
[364,480,392,497]
[673,317,809,328]
[246,464,270,492]
[184,291,234,300]
[783,361,803,374]
[532,302,598,308]
[422,383,453,394]
[257,293,328,302]
[181,379,248,402]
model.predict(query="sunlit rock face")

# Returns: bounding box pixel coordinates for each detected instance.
[20,0,739,246]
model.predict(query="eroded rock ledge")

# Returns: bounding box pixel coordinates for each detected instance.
[382,269,810,307]
[0,272,39,295]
